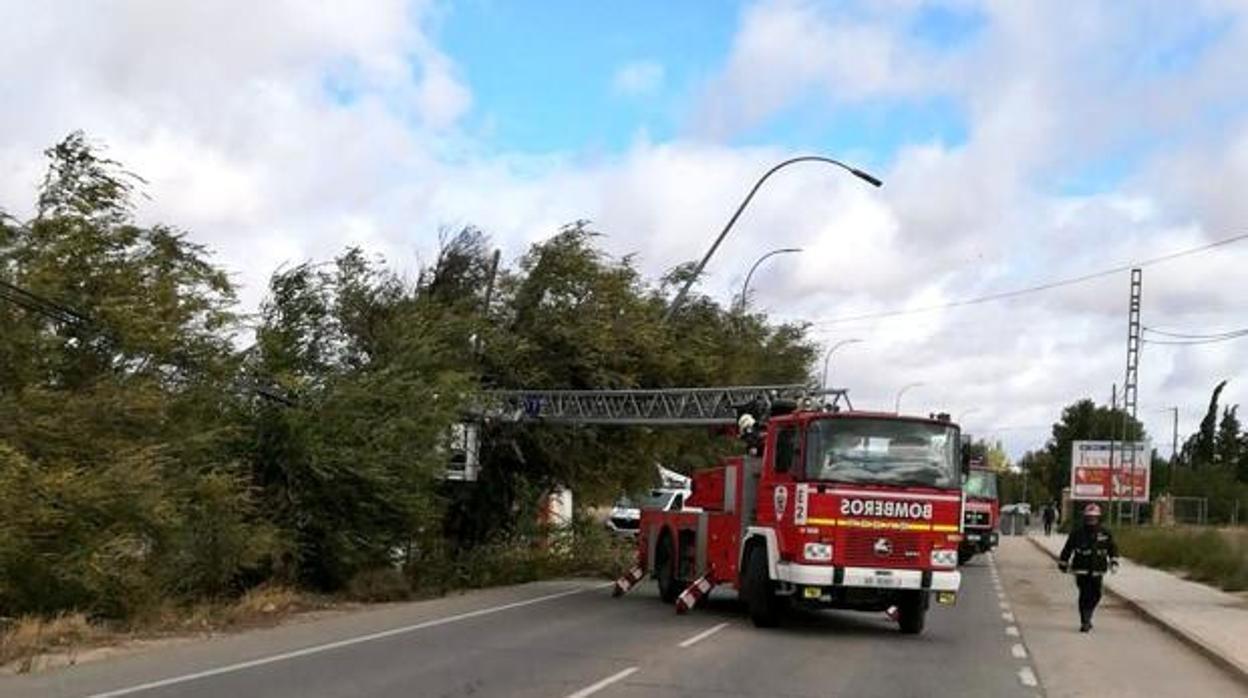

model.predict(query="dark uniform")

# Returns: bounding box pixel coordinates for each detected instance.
[1059,523,1118,631]
[1042,505,1056,536]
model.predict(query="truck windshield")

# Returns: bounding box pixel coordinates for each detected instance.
[965,470,999,499]
[804,418,959,489]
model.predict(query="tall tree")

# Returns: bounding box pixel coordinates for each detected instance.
[0,133,267,616]
[1182,380,1229,469]
[1045,399,1146,498]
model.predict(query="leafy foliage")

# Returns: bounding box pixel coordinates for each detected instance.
[0,134,818,618]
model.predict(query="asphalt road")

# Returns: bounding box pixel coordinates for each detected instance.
[2,556,1048,698]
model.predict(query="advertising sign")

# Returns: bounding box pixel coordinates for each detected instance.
[1069,441,1151,502]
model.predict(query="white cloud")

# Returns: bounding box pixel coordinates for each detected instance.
[1,0,1247,459]
[611,60,665,97]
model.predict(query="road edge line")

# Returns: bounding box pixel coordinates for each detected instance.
[1025,535,1248,689]
[87,583,609,698]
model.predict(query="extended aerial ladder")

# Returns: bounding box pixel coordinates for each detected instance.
[446,385,852,480]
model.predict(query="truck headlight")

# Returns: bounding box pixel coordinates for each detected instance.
[803,542,833,562]
[930,549,958,568]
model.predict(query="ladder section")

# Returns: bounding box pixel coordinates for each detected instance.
[476,385,850,425]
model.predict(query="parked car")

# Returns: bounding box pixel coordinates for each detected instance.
[605,488,688,537]
[1001,502,1032,528]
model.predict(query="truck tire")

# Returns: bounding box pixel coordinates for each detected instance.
[745,544,784,628]
[656,531,679,604]
[897,591,927,635]
[957,548,973,566]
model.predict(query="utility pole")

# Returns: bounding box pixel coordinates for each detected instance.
[1160,406,1178,491]
[1109,383,1117,526]
[1122,268,1142,523]
[474,249,501,357]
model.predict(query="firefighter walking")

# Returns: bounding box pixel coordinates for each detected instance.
[1058,503,1119,632]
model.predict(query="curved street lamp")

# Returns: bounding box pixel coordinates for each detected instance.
[663,155,882,322]
[821,338,863,390]
[894,382,925,414]
[738,247,802,313]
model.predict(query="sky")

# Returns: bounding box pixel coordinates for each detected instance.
[2,0,1247,458]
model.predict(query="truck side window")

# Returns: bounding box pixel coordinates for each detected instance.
[774,426,798,474]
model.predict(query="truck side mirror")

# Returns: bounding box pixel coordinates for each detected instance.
[961,449,971,477]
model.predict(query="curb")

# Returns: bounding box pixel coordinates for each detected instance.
[1025,536,1248,689]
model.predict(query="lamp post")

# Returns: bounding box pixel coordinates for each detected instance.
[663,156,882,322]
[894,382,925,414]
[821,338,863,390]
[738,247,802,313]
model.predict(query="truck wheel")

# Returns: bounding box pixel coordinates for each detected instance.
[656,532,679,603]
[898,591,927,635]
[745,544,784,628]
[957,548,973,566]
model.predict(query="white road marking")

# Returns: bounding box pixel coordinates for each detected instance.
[678,622,730,648]
[87,584,608,698]
[1018,666,1039,687]
[566,667,640,698]
[1011,643,1027,659]
[1006,625,1020,637]
[1002,612,1015,622]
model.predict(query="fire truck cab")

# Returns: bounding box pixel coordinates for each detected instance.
[631,402,964,634]
[958,465,999,564]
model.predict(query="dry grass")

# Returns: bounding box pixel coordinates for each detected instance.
[0,613,103,673]
[0,586,318,674]
[0,531,633,675]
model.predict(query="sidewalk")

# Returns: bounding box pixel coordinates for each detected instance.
[1029,531,1248,685]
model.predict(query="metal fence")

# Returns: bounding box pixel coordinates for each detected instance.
[1172,496,1209,526]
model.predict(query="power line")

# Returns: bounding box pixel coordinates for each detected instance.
[0,279,91,326]
[809,231,1248,326]
[1143,326,1248,340]
[1142,330,1248,346]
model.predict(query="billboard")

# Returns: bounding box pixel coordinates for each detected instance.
[1069,441,1151,502]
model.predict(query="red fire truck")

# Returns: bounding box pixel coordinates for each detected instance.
[958,463,999,564]
[614,396,965,634]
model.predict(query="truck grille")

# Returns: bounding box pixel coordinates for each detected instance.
[841,531,924,569]
[964,510,990,527]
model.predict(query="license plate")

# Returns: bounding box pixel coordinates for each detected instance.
[862,575,899,588]
[803,586,822,599]
[967,534,980,541]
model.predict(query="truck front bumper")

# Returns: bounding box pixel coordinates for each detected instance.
[775,562,961,592]
[962,529,999,551]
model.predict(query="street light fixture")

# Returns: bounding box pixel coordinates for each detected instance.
[663,155,883,322]
[894,382,925,414]
[738,247,802,313]
[821,338,863,390]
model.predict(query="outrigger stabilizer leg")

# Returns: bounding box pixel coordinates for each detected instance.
[675,574,716,614]
[613,563,645,597]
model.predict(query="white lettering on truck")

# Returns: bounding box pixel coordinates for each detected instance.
[839,499,933,520]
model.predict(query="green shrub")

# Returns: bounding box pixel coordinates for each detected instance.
[1118,526,1248,592]
[346,568,412,602]
[404,519,632,596]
